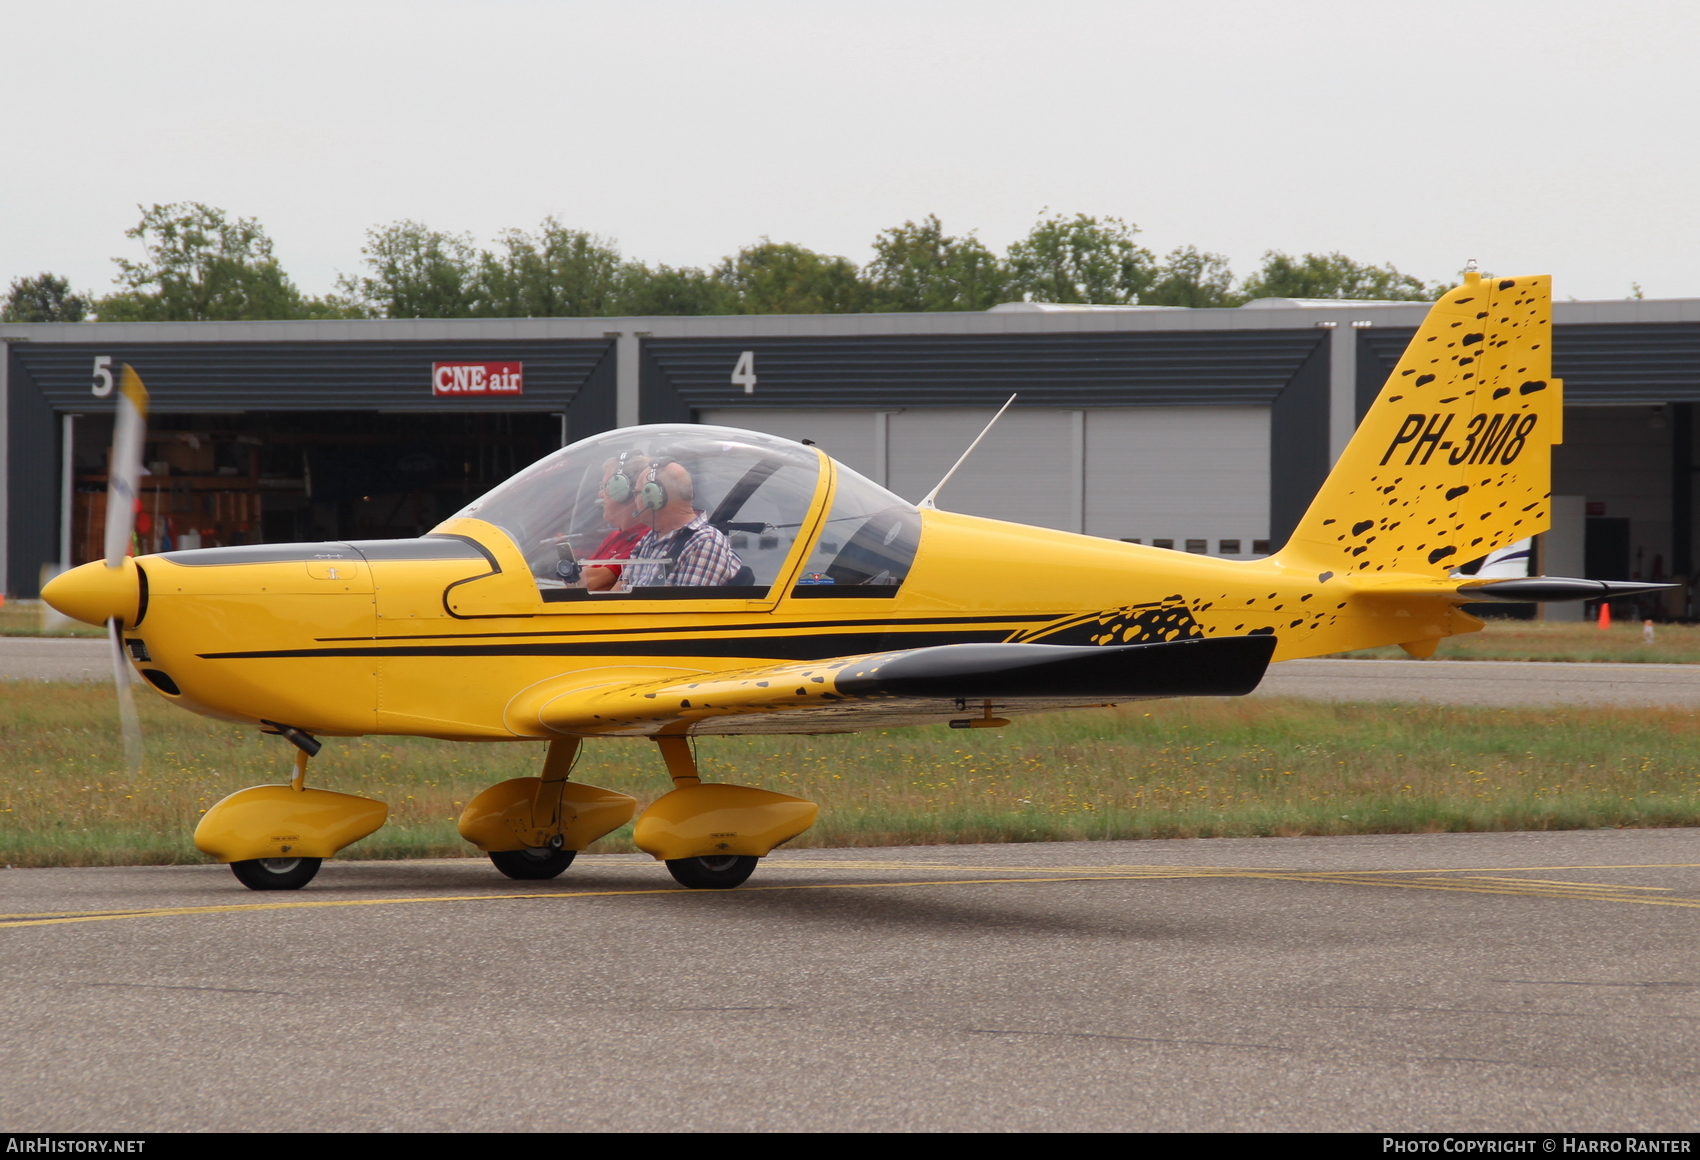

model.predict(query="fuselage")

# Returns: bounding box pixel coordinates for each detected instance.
[57,503,1471,742]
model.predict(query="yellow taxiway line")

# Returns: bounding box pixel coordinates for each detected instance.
[3,859,1699,931]
[0,874,1184,929]
[768,860,1700,876]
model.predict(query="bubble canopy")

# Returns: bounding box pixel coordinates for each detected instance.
[453,424,919,600]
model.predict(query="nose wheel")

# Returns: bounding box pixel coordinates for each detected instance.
[229,856,323,891]
[666,854,758,890]
[488,846,577,880]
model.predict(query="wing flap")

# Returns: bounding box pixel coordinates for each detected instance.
[532,635,1277,737]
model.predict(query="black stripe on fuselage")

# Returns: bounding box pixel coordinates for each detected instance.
[200,627,1015,662]
[308,613,1059,643]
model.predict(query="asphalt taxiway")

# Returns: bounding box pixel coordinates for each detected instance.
[0,636,109,681]
[2,829,1697,1131]
[1254,657,1700,708]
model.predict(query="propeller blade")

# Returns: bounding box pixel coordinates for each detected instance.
[109,617,143,776]
[104,365,150,569]
[101,366,148,776]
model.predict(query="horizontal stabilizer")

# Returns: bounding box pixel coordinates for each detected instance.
[1457,577,1676,603]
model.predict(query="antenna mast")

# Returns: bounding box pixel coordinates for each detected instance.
[917,393,1017,510]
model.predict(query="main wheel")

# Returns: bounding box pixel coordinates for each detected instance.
[665,854,758,890]
[229,856,322,891]
[489,846,577,880]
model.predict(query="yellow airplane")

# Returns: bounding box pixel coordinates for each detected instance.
[41,272,1663,892]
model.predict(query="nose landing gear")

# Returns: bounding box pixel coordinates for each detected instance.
[196,736,388,891]
[229,856,323,890]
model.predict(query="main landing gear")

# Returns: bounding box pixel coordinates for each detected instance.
[488,844,578,881]
[457,735,820,890]
[634,736,817,890]
[457,738,636,879]
[664,854,759,890]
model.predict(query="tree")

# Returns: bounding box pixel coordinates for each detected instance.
[2,273,90,322]
[96,203,306,321]
[1239,251,1439,302]
[1004,212,1156,304]
[617,263,734,315]
[295,292,375,320]
[339,221,478,319]
[1141,246,1242,308]
[864,215,1008,311]
[714,240,867,314]
[471,218,626,317]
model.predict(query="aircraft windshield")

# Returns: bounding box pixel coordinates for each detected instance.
[791,465,921,596]
[454,425,824,599]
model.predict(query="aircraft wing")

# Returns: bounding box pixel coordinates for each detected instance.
[522,635,1278,737]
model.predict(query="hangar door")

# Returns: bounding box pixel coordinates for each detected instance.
[704,405,1271,555]
[885,409,1079,528]
[1083,406,1269,551]
[701,408,1078,528]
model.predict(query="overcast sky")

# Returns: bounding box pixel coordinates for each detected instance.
[5,0,1696,304]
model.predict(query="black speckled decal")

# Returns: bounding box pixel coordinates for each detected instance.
[1008,583,1344,650]
[1009,595,1205,646]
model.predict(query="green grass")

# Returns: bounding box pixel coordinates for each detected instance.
[2,681,1697,867]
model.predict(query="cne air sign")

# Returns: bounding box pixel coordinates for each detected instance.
[432,362,524,396]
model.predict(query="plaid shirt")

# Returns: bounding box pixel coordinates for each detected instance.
[626,512,743,588]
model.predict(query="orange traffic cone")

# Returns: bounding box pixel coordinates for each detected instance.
[1598,601,1612,630]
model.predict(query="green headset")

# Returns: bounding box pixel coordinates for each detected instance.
[604,450,642,504]
[636,457,676,513]
[604,451,677,512]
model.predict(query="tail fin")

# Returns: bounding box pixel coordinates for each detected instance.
[1280,272,1562,578]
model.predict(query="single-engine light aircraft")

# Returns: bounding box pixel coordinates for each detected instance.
[42,273,1665,891]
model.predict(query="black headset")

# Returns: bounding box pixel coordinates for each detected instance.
[604,450,642,504]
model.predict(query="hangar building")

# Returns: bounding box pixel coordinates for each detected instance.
[6,295,1700,617]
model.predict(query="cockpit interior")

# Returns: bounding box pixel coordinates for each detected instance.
[456,425,922,602]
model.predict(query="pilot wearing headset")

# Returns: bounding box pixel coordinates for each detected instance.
[574,451,650,592]
[622,457,743,588]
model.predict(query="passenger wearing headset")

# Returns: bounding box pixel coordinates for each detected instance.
[575,451,650,592]
[622,458,743,588]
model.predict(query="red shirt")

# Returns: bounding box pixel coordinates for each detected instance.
[590,525,648,579]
